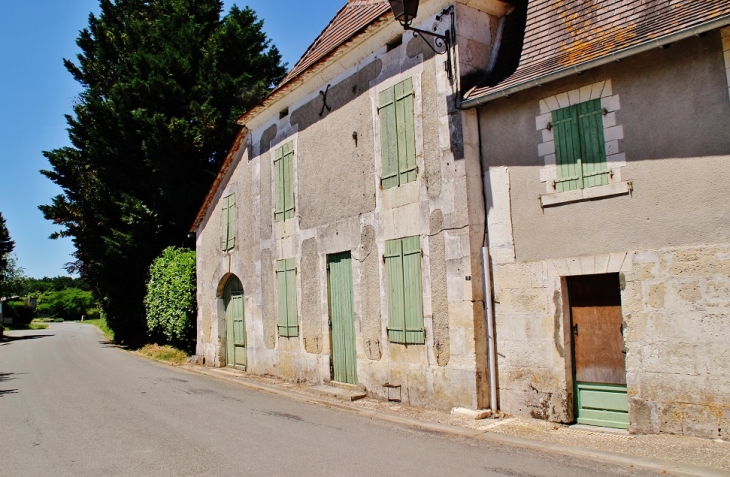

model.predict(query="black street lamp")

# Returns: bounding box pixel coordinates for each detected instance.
[388,0,420,27]
[388,0,455,81]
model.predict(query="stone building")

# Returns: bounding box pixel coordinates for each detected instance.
[465,1,730,437]
[192,0,730,438]
[190,0,510,412]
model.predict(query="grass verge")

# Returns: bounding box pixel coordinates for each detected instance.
[80,318,114,341]
[136,344,189,365]
[2,323,49,331]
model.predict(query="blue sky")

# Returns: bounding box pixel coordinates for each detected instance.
[0,0,344,279]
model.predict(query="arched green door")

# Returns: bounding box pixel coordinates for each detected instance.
[224,276,246,370]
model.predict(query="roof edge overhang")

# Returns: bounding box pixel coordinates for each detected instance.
[460,14,730,109]
[190,127,250,233]
[235,9,393,129]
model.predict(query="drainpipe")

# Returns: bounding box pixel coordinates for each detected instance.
[482,246,498,414]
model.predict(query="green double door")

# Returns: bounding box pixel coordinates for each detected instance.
[328,253,357,385]
[224,276,246,370]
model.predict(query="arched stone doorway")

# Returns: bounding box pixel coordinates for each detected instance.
[223,275,246,370]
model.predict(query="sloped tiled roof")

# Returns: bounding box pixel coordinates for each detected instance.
[466,0,730,101]
[236,0,390,125]
[277,0,391,91]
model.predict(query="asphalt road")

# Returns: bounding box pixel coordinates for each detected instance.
[0,323,656,476]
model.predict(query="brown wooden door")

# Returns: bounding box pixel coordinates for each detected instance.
[569,274,626,385]
[572,305,625,384]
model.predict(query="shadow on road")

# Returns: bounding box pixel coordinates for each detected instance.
[0,372,19,397]
[0,334,54,346]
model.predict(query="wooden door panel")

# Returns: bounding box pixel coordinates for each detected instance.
[329,253,357,385]
[573,305,626,384]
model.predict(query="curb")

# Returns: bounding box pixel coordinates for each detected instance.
[179,365,728,477]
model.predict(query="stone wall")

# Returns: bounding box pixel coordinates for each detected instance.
[625,246,730,439]
[194,4,496,412]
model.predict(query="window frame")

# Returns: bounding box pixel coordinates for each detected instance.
[221,193,236,251]
[274,141,295,222]
[276,258,298,338]
[378,77,417,189]
[384,236,425,345]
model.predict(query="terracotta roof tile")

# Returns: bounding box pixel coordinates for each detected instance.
[466,0,730,101]
[236,0,391,125]
[277,0,391,92]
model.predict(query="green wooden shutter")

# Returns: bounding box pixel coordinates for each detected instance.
[274,145,284,222]
[226,194,236,250]
[552,106,582,192]
[283,142,295,220]
[221,195,230,250]
[385,238,406,343]
[379,86,400,190]
[395,78,417,185]
[577,99,609,188]
[277,258,298,337]
[401,236,425,344]
[276,259,288,336]
[285,258,298,337]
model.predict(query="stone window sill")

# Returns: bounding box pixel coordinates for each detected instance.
[540,181,632,208]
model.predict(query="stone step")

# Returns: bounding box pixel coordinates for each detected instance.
[310,384,366,401]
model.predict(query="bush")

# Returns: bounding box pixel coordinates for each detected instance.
[36,288,95,321]
[85,307,100,320]
[144,247,197,353]
[4,301,35,325]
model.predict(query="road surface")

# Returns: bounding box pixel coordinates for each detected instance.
[0,323,655,476]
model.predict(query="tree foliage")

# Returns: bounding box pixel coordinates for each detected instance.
[0,212,16,295]
[0,254,26,297]
[144,247,196,353]
[36,288,97,321]
[14,276,91,296]
[40,0,286,346]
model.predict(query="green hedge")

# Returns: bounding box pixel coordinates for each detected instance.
[144,247,197,353]
[3,301,35,325]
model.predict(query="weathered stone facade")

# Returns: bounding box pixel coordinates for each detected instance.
[194,0,506,412]
[478,30,730,437]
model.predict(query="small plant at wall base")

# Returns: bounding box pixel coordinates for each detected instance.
[144,247,197,354]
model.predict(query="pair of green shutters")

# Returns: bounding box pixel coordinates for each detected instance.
[552,99,610,192]
[221,194,236,251]
[385,236,425,345]
[274,142,295,222]
[276,258,298,337]
[379,78,417,189]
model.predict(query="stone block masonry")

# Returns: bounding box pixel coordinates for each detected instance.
[492,244,730,439]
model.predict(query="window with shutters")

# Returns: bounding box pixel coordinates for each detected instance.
[276,258,298,338]
[274,142,295,222]
[551,99,609,192]
[384,236,425,345]
[378,78,417,189]
[536,81,630,207]
[221,193,236,251]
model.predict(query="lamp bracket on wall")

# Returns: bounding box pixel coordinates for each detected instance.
[403,6,455,81]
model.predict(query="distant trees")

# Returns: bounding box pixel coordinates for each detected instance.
[41,0,286,346]
[0,212,16,296]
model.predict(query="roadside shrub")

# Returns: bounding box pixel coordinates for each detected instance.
[85,307,100,320]
[5,301,34,325]
[144,247,197,353]
[36,288,95,320]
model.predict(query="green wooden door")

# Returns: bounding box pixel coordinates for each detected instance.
[224,276,246,370]
[328,253,357,385]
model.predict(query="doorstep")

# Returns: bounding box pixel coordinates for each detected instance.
[310,384,366,401]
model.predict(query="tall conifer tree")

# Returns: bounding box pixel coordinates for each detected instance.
[41,0,286,345]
